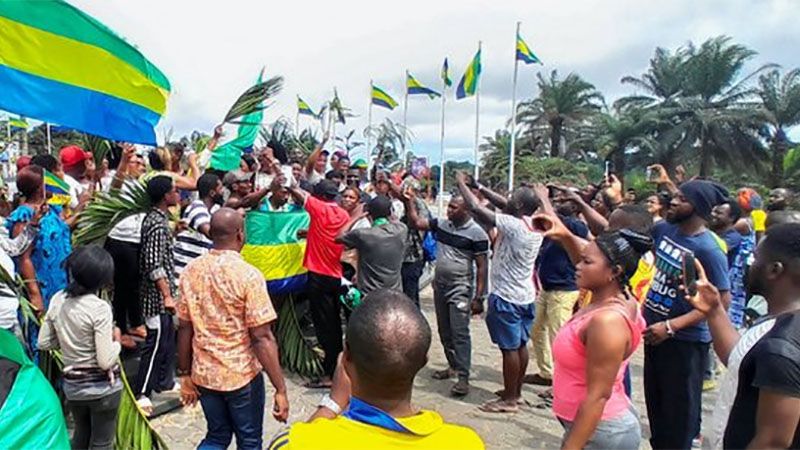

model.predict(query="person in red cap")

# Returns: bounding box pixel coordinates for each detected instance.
[15,155,31,172]
[59,145,92,210]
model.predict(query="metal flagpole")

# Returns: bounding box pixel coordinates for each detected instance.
[509,22,521,193]
[295,100,300,137]
[402,70,409,167]
[438,72,447,216]
[473,41,482,180]
[46,122,52,154]
[367,80,373,155]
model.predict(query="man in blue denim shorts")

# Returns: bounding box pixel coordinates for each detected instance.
[456,172,545,413]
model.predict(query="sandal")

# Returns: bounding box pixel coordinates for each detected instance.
[450,380,470,397]
[303,378,333,389]
[478,399,519,413]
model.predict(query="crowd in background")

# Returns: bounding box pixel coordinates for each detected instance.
[1,130,800,450]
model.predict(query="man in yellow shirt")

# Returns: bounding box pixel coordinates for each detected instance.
[267,289,485,450]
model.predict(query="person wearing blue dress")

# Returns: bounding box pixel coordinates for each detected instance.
[5,166,72,359]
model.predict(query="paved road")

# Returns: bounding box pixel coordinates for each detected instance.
[152,285,720,449]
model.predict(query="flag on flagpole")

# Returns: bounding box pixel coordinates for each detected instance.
[516,32,542,64]
[8,117,27,130]
[331,89,347,124]
[456,49,482,99]
[371,85,399,110]
[441,58,453,87]
[297,96,317,117]
[44,169,71,206]
[406,73,441,98]
[0,1,170,145]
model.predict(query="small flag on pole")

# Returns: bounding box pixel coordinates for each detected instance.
[331,89,347,124]
[8,117,28,130]
[456,49,482,99]
[516,32,542,64]
[406,73,441,99]
[371,85,399,110]
[44,169,71,206]
[297,96,317,117]
[442,58,453,87]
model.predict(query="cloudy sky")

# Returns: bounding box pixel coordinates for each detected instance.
[72,0,800,164]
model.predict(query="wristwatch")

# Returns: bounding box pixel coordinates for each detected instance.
[664,320,675,337]
[318,393,342,415]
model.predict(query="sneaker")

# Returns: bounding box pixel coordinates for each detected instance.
[136,396,154,416]
[450,379,469,397]
[702,379,717,391]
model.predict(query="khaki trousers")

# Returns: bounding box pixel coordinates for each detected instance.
[531,290,579,379]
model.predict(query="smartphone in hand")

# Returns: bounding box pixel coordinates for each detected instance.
[682,252,698,297]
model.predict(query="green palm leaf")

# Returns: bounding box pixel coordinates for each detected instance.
[223,76,284,124]
[74,181,150,246]
[275,295,323,379]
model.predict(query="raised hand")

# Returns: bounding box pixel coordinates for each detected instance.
[683,258,721,316]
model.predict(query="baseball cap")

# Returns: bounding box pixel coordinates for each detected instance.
[352,159,368,169]
[314,179,340,199]
[59,145,91,170]
[15,155,32,171]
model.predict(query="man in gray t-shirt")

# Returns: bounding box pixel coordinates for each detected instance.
[403,191,489,397]
[338,195,407,296]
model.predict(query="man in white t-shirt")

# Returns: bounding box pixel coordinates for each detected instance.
[456,172,545,413]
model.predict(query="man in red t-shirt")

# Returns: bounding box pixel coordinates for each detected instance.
[289,180,350,386]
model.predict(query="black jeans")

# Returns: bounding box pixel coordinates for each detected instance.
[433,280,472,381]
[133,314,176,397]
[307,272,344,378]
[644,339,708,450]
[197,375,265,450]
[105,238,143,333]
[69,390,122,450]
[401,260,425,307]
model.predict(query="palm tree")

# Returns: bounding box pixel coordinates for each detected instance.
[757,68,800,186]
[657,36,773,176]
[577,105,660,184]
[479,129,513,188]
[618,47,688,109]
[516,70,604,158]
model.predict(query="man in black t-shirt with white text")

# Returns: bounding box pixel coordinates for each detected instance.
[687,223,800,449]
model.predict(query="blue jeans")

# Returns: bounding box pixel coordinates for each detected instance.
[198,375,265,450]
[560,406,641,450]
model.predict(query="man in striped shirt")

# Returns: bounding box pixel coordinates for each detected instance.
[174,174,224,277]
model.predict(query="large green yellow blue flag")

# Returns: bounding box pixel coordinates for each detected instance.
[516,32,542,64]
[371,85,399,110]
[0,1,170,145]
[242,210,310,295]
[456,49,482,100]
[407,73,440,99]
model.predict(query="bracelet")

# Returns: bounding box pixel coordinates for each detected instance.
[176,368,191,377]
[664,320,675,337]
[318,393,342,415]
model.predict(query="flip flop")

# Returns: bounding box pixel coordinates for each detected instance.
[478,399,519,413]
[432,369,455,380]
[303,379,333,389]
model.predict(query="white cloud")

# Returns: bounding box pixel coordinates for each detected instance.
[71,0,800,161]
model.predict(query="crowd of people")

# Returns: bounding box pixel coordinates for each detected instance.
[1,131,800,450]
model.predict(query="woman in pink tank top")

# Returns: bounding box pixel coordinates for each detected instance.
[550,229,651,449]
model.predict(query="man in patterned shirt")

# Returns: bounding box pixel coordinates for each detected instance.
[133,175,181,412]
[177,208,289,449]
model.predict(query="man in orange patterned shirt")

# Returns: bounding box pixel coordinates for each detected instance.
[177,207,289,450]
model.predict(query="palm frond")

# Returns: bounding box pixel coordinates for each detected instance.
[74,181,150,246]
[223,76,284,124]
[82,133,112,166]
[275,296,324,378]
